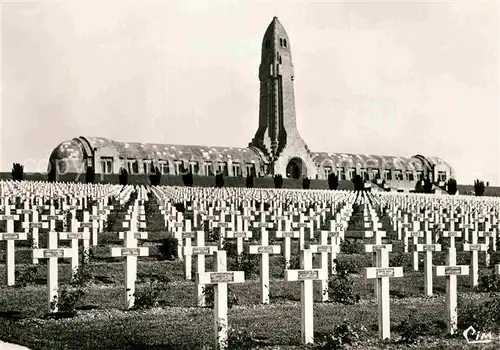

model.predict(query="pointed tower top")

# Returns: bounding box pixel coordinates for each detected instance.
[262,16,290,53]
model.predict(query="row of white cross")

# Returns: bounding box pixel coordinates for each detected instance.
[1,182,500,349]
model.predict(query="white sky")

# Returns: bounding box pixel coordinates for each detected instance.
[1,0,499,185]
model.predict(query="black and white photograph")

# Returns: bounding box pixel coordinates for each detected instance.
[0,0,499,349]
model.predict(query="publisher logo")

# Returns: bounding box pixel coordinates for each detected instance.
[463,326,492,344]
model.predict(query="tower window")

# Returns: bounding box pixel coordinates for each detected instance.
[280,38,283,47]
[283,39,287,47]
[265,39,270,49]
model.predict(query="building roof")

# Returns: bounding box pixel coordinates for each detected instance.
[50,136,453,175]
[412,154,454,176]
[50,139,85,162]
[311,152,426,171]
[76,137,265,165]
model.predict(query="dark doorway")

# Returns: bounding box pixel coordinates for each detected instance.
[286,158,304,179]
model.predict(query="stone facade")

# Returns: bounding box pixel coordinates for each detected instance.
[48,17,454,186]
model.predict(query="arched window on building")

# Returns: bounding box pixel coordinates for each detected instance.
[348,168,356,180]
[437,171,447,182]
[283,38,287,47]
[280,38,283,46]
[338,168,346,180]
[204,161,213,176]
[158,160,170,175]
[246,163,256,177]
[143,160,152,174]
[100,157,114,174]
[189,161,199,175]
[384,169,392,181]
[406,170,414,181]
[360,168,368,181]
[323,166,332,178]
[232,162,242,177]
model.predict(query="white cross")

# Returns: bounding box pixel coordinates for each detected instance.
[248,222,281,304]
[275,220,300,269]
[364,248,404,340]
[414,227,441,296]
[434,247,469,335]
[196,250,245,350]
[463,230,487,287]
[0,205,26,286]
[183,230,217,307]
[32,230,73,313]
[408,221,424,271]
[309,231,332,302]
[284,249,328,345]
[226,216,252,259]
[110,214,149,309]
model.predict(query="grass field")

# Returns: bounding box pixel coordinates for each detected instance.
[1,200,500,349]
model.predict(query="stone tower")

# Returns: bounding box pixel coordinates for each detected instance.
[250,17,318,179]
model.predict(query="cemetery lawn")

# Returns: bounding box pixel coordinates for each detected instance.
[1,258,499,349]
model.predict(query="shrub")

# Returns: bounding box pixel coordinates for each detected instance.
[423,177,433,193]
[149,165,162,186]
[327,260,360,305]
[51,287,85,315]
[227,325,261,349]
[394,311,445,344]
[273,174,283,189]
[245,174,254,188]
[12,163,24,181]
[215,173,224,188]
[302,177,311,189]
[223,241,260,279]
[474,179,485,196]
[133,272,171,309]
[352,174,364,191]
[315,320,367,349]
[85,166,95,184]
[202,285,238,309]
[389,252,412,270]
[182,172,194,187]
[174,202,186,213]
[16,264,39,288]
[49,263,94,316]
[119,168,128,185]
[447,178,458,195]
[339,238,364,255]
[158,237,179,260]
[70,263,95,287]
[48,162,57,182]
[478,269,500,293]
[328,173,339,190]
[457,293,500,333]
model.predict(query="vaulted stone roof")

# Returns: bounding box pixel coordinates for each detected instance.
[50,139,85,161]
[64,137,265,164]
[50,136,452,176]
[311,152,425,171]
